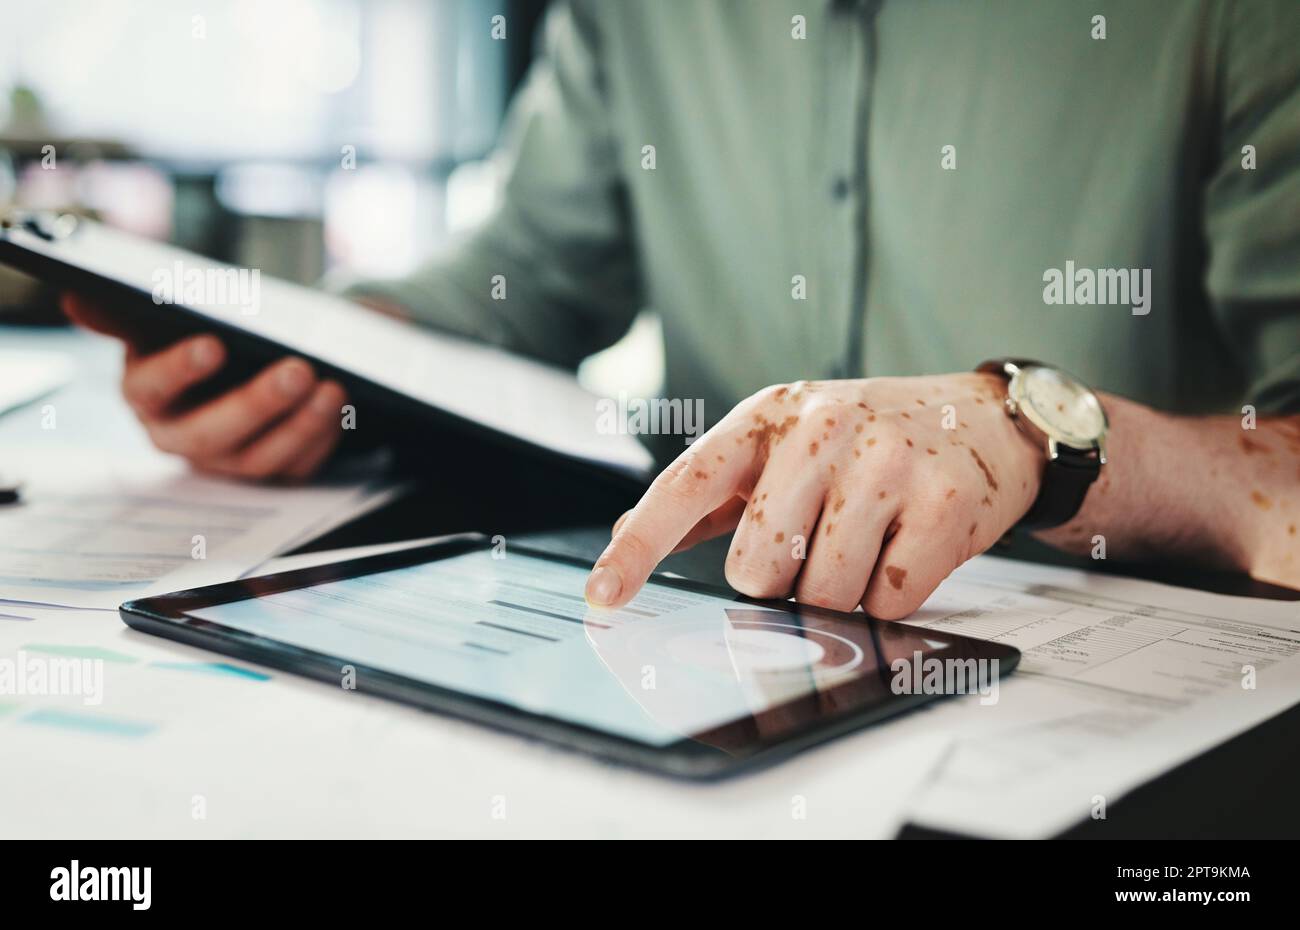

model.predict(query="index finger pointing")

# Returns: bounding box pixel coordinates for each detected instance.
[585,430,752,609]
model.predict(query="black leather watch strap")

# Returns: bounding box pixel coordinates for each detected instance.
[1018,447,1100,530]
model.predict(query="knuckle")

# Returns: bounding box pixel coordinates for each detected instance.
[796,577,856,612]
[609,526,659,571]
[863,587,916,621]
[234,452,278,481]
[912,475,960,516]
[255,376,291,408]
[144,422,178,454]
[240,384,288,422]
[725,552,788,599]
[655,453,695,488]
[155,426,199,460]
[176,430,214,461]
[874,417,911,446]
[316,382,347,413]
[120,370,159,412]
[175,420,234,462]
[746,382,791,409]
[653,451,709,501]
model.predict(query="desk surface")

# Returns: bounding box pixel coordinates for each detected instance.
[300,452,1300,841]
[6,323,1299,838]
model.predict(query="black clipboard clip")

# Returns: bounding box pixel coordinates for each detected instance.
[0,210,79,242]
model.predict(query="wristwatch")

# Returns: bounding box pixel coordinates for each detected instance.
[977,359,1108,530]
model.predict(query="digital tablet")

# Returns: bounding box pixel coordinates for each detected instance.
[120,534,1020,779]
[0,212,653,495]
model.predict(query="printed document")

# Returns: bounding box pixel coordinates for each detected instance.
[890,556,1300,836]
[0,448,394,609]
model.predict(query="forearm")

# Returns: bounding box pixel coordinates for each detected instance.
[340,220,642,371]
[1036,393,1300,587]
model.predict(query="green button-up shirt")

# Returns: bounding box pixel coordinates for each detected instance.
[348,0,1300,463]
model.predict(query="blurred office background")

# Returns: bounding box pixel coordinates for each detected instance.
[0,0,660,395]
[0,0,544,287]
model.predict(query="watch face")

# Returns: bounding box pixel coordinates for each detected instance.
[1014,365,1107,448]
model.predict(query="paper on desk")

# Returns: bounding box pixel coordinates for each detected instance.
[878,556,1300,837]
[254,534,444,576]
[0,349,74,417]
[249,479,409,562]
[0,603,946,839]
[0,447,394,609]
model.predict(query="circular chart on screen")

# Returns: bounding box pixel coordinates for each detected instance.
[617,610,866,677]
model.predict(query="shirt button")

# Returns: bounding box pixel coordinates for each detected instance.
[830,176,851,200]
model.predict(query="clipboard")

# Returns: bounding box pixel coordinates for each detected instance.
[0,212,654,507]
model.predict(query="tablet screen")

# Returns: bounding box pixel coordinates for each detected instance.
[188,550,925,748]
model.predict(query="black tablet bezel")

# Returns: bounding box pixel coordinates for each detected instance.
[119,533,1020,780]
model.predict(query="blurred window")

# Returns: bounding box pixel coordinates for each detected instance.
[1,0,515,278]
[0,0,506,163]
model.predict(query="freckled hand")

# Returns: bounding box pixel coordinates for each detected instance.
[586,374,1043,620]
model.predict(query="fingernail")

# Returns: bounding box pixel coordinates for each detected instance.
[278,361,311,396]
[190,338,221,371]
[585,565,622,607]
